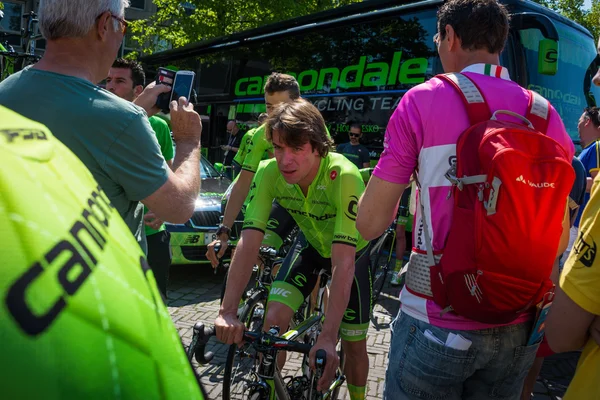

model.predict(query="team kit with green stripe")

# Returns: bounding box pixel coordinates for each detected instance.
[243,154,373,341]
[228,110,372,400]
[0,107,204,399]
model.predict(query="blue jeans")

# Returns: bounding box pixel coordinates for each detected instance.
[384,312,539,400]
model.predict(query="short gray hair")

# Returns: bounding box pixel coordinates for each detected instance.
[39,0,129,40]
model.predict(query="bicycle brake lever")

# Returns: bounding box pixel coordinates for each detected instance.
[315,349,327,390]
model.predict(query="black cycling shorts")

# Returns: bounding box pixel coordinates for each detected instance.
[268,232,372,341]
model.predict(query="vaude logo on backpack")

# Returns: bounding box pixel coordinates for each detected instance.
[415,73,575,324]
[516,174,556,188]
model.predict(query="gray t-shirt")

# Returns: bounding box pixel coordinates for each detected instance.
[0,68,169,252]
[336,142,371,169]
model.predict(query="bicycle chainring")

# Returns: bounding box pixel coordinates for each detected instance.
[285,375,310,400]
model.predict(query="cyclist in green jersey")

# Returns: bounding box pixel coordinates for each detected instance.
[215,99,371,400]
[206,73,301,266]
[0,106,204,399]
[232,112,269,178]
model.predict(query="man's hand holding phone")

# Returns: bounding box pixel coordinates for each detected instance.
[154,69,196,114]
[133,81,171,117]
[170,97,202,145]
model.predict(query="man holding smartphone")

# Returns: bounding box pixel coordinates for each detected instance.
[106,58,174,297]
[0,0,203,256]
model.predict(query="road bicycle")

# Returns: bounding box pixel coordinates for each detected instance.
[189,255,345,400]
[0,11,42,82]
[369,205,410,307]
[194,322,336,400]
[192,295,345,400]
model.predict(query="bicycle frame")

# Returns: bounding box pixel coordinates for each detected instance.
[21,12,42,56]
[249,277,345,400]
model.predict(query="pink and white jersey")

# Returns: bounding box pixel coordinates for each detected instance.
[374,64,574,330]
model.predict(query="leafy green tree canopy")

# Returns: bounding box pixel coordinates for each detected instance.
[128,0,362,56]
[535,0,600,41]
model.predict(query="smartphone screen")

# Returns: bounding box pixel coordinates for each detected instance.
[171,73,195,102]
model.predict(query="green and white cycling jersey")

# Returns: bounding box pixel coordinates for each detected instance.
[242,152,369,258]
[241,124,272,173]
[0,106,203,399]
[233,127,256,167]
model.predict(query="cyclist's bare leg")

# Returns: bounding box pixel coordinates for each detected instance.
[342,339,369,391]
[263,300,295,370]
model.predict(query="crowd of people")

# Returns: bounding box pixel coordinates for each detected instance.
[2,0,600,399]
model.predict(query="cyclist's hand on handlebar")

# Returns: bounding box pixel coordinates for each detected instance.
[206,237,228,268]
[215,311,245,346]
[309,336,339,391]
[133,81,171,117]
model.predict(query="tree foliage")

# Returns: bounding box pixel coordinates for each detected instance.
[128,0,362,57]
[534,0,600,41]
[130,0,600,58]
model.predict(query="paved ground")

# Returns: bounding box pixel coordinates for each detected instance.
[167,265,579,400]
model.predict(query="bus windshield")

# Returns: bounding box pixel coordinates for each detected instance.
[519,21,600,148]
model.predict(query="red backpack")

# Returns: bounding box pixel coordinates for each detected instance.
[420,73,574,324]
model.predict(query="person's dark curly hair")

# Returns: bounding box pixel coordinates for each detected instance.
[437,0,510,53]
[264,73,300,99]
[112,58,146,88]
[584,107,600,128]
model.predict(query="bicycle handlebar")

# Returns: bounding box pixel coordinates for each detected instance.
[315,349,327,385]
[192,322,216,364]
[192,322,325,367]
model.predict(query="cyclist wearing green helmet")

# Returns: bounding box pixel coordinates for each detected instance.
[1,106,205,399]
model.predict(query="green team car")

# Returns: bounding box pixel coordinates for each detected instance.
[166,158,233,265]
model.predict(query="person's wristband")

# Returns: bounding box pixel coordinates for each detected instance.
[216,224,231,238]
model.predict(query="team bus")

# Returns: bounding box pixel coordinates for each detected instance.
[142,0,600,164]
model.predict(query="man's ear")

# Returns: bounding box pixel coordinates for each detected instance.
[445,24,460,52]
[584,117,593,128]
[96,11,111,41]
[134,84,144,98]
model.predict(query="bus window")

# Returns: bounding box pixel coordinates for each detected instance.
[224,9,440,159]
[519,22,600,147]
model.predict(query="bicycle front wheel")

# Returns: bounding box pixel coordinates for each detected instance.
[223,290,267,400]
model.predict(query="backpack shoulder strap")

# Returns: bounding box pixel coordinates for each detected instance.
[436,73,491,124]
[525,90,550,134]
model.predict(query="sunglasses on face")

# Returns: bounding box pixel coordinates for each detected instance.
[111,14,128,34]
[349,133,360,137]
[96,12,128,34]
